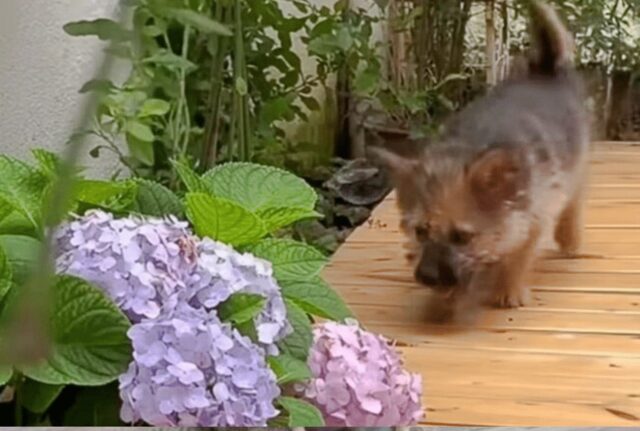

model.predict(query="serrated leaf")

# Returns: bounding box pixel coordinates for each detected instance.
[278,299,312,361]
[0,244,12,303]
[185,193,267,246]
[19,275,131,386]
[257,207,321,232]
[125,120,154,142]
[139,98,170,117]
[31,149,61,178]
[79,79,115,94]
[0,235,40,285]
[0,156,49,227]
[74,180,138,212]
[63,19,131,42]
[127,134,155,165]
[268,354,311,384]
[131,179,183,218]
[202,162,317,213]
[172,160,210,193]
[279,396,325,427]
[218,293,266,325]
[19,379,64,413]
[280,276,352,321]
[0,367,11,385]
[247,238,327,281]
[168,8,232,36]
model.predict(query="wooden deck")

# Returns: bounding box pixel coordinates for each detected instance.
[323,141,640,426]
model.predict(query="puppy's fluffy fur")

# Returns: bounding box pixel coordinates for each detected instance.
[371,2,589,322]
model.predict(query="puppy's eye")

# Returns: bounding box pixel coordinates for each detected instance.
[414,224,430,241]
[450,228,474,245]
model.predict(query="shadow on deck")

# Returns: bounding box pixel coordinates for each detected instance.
[323,142,640,426]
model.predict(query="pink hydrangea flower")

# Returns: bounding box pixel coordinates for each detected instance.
[299,320,423,426]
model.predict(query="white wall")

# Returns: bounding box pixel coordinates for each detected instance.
[0,0,122,176]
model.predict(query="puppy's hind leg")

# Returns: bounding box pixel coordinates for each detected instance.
[555,183,586,256]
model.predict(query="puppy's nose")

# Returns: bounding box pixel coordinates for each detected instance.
[414,260,458,287]
[437,261,458,286]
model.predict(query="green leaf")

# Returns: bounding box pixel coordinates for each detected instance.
[235,77,248,96]
[127,134,155,166]
[186,193,267,246]
[78,79,115,94]
[0,244,12,303]
[0,155,49,227]
[168,8,232,36]
[247,238,327,281]
[63,383,123,425]
[172,160,210,193]
[0,235,40,285]
[0,367,11,385]
[63,19,131,42]
[218,293,266,324]
[278,299,312,361]
[256,206,321,233]
[73,179,138,212]
[278,396,325,427]
[145,50,198,72]
[202,162,317,213]
[131,179,183,218]
[300,95,321,111]
[139,98,170,117]
[280,276,352,321]
[19,379,64,413]
[31,149,61,178]
[125,120,154,142]
[268,354,311,384]
[19,275,131,386]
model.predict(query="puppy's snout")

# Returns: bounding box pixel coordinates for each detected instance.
[414,256,458,289]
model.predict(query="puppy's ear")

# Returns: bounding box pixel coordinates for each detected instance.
[465,148,526,211]
[367,145,420,184]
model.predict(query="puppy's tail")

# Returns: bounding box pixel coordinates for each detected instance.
[528,1,574,76]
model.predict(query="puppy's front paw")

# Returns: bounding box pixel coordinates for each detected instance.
[493,286,530,308]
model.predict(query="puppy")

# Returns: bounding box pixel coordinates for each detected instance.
[370,2,589,322]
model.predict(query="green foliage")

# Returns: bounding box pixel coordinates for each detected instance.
[18,276,131,386]
[280,276,352,321]
[0,235,40,286]
[247,238,327,281]
[0,367,11,385]
[218,293,266,325]
[0,244,12,303]
[0,156,49,228]
[278,299,313,362]
[62,384,123,426]
[268,354,312,385]
[185,193,268,246]
[19,379,65,414]
[130,179,183,217]
[278,396,325,427]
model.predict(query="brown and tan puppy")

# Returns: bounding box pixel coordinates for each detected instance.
[370,2,589,322]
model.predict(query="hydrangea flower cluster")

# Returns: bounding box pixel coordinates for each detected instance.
[299,320,423,426]
[119,305,280,426]
[54,210,291,352]
[54,210,291,425]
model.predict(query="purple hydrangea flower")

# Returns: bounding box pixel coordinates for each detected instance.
[54,210,291,353]
[119,305,280,426]
[298,320,423,426]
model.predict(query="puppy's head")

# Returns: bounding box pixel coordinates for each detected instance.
[370,140,532,296]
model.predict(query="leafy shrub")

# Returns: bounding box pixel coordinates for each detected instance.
[0,151,353,426]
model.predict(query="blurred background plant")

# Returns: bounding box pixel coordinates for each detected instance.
[64,0,640,255]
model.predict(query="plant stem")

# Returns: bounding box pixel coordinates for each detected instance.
[179,25,192,157]
[232,0,250,161]
[202,4,230,169]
